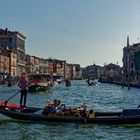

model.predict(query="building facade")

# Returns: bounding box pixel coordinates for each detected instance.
[82,64,103,80]
[10,51,17,77]
[47,59,66,78]
[123,36,140,84]
[0,28,26,77]
[101,63,122,83]
[68,64,82,80]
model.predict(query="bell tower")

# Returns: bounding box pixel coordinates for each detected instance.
[127,35,129,47]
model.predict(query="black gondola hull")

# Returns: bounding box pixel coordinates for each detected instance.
[1,106,140,124]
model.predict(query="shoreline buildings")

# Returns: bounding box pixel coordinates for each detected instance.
[0,28,82,83]
[0,28,26,77]
[1,28,140,85]
[123,36,140,84]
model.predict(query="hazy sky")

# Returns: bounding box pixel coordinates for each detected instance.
[1,0,140,67]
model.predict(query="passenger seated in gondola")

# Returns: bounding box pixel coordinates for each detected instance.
[70,103,88,118]
[42,100,52,115]
[55,100,70,116]
[88,109,95,118]
[43,100,91,118]
[42,99,64,115]
[78,103,95,118]
[50,99,58,113]
[78,103,89,117]
[57,100,61,109]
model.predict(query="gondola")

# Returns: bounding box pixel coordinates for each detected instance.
[1,102,140,124]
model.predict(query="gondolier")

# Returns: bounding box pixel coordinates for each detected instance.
[18,72,29,108]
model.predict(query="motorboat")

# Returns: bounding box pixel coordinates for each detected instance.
[28,73,53,92]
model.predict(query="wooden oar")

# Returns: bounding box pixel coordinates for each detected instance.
[4,91,20,106]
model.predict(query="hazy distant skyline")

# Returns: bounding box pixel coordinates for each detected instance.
[1,0,140,67]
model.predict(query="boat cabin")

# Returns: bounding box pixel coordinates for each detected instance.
[28,73,52,83]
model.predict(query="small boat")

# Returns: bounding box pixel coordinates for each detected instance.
[65,79,71,87]
[53,74,63,85]
[86,79,100,86]
[1,102,140,124]
[28,73,53,92]
[129,83,140,88]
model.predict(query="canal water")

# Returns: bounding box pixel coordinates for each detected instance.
[0,80,140,140]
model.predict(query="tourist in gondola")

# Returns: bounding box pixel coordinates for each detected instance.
[43,99,61,115]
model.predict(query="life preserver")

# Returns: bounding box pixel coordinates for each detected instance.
[74,113,81,117]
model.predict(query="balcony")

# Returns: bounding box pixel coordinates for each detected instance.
[17,59,26,66]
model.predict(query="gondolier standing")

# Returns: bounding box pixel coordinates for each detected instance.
[18,72,29,108]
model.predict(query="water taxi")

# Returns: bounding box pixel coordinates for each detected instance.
[28,73,53,92]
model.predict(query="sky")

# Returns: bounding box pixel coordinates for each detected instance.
[1,0,140,67]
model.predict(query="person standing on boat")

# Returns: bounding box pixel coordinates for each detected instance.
[86,79,92,86]
[65,79,71,87]
[18,72,29,108]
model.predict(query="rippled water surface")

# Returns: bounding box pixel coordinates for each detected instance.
[1,80,140,140]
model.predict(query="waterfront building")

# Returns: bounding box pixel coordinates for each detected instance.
[10,51,17,77]
[68,64,82,80]
[33,56,40,73]
[82,64,103,80]
[47,59,66,78]
[0,47,10,83]
[0,47,17,83]
[0,28,26,77]
[52,59,66,78]
[26,55,48,74]
[65,64,72,79]
[25,54,35,73]
[25,55,70,78]
[101,63,122,83]
[38,58,48,73]
[123,36,140,84]
[47,59,55,75]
